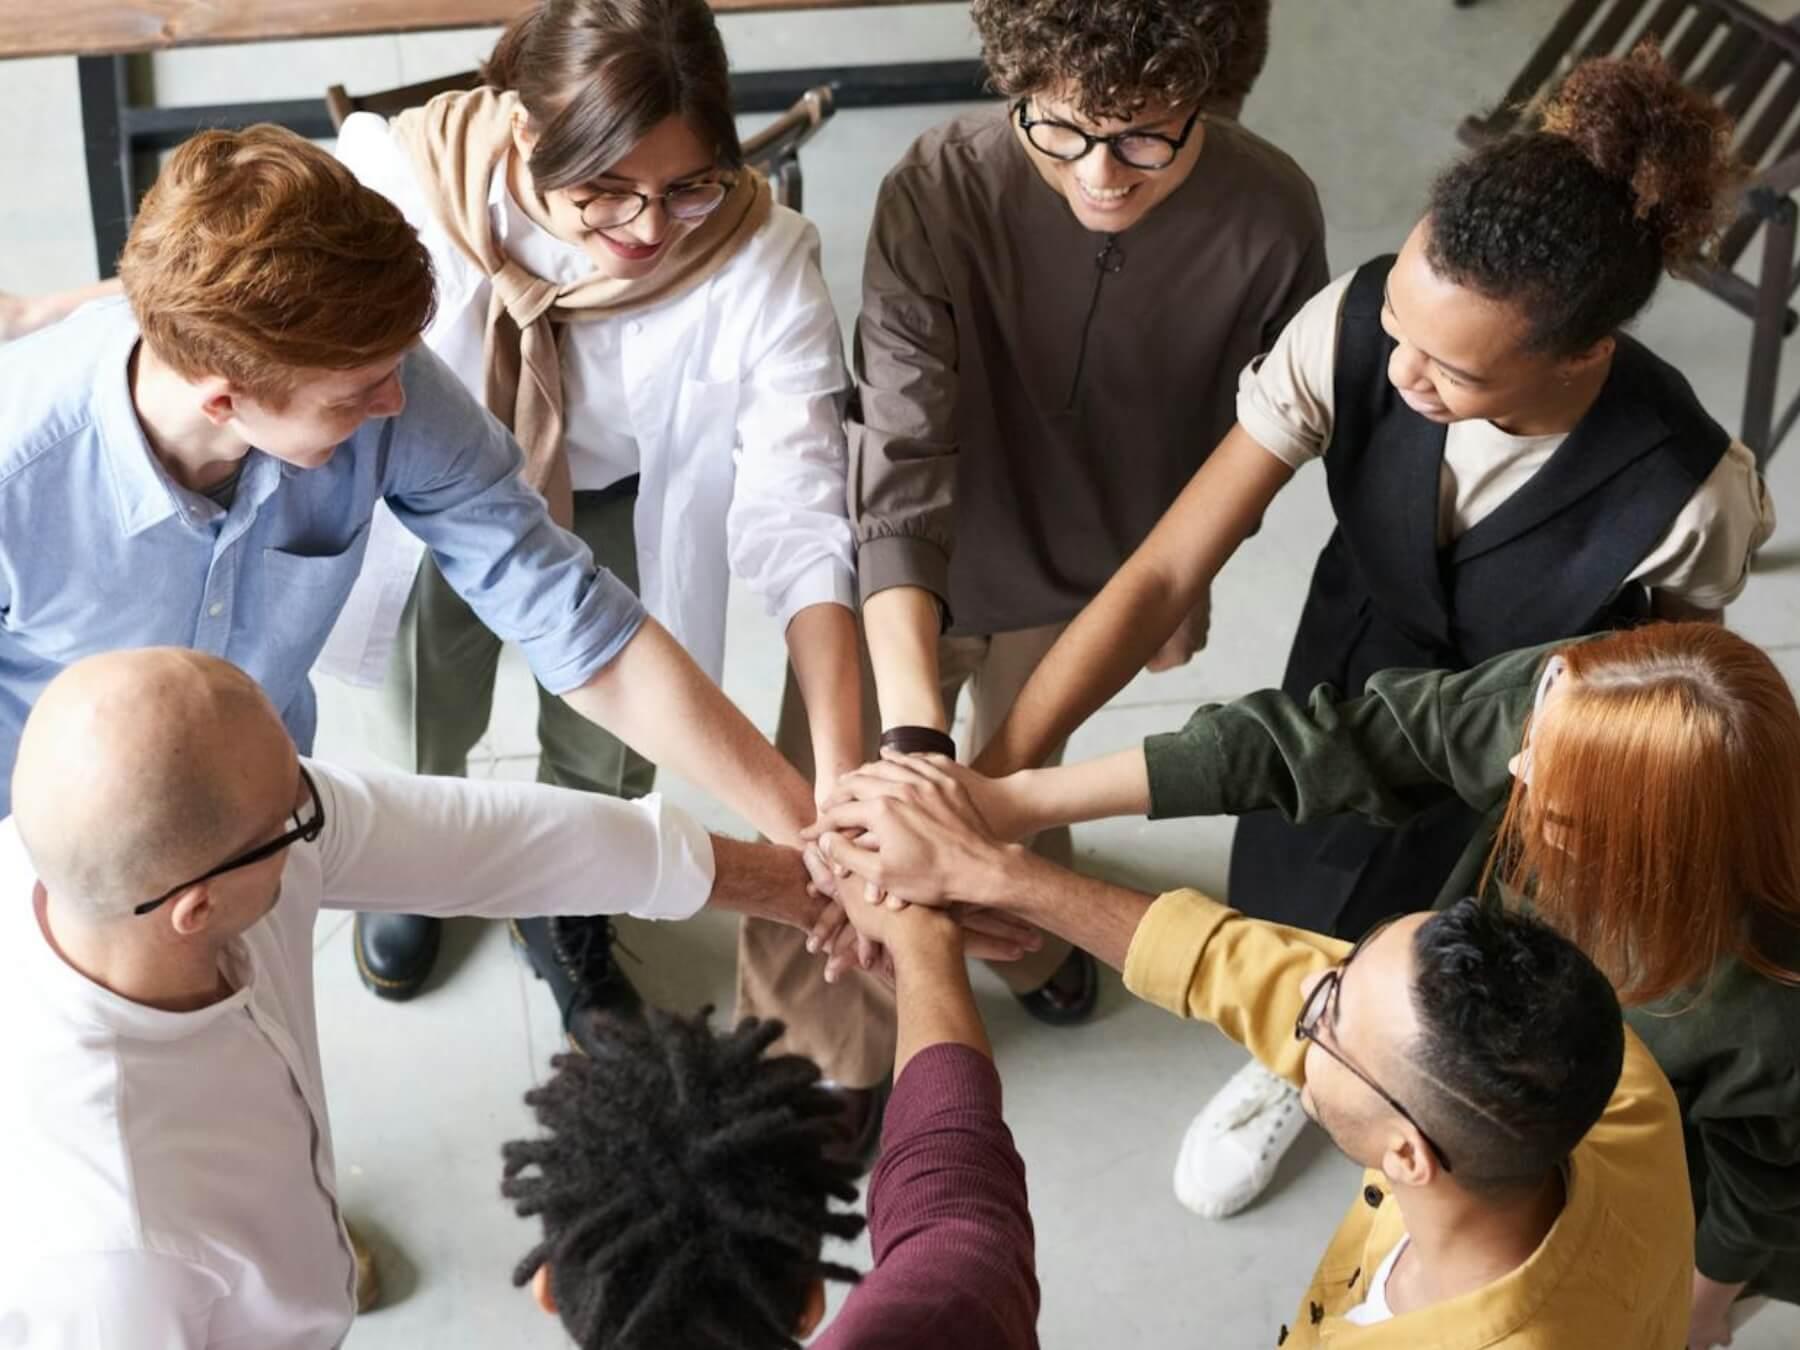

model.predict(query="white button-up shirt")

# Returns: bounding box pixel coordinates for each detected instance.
[0,759,713,1349]
[318,113,858,687]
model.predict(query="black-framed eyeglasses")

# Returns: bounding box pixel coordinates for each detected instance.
[1014,100,1203,170]
[134,767,325,917]
[1295,916,1455,1173]
[572,175,736,232]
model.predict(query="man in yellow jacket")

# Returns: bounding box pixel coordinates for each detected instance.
[808,755,1693,1348]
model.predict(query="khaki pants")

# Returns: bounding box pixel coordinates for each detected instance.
[736,621,1076,1088]
[364,485,656,800]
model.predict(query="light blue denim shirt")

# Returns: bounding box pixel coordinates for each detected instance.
[0,299,646,812]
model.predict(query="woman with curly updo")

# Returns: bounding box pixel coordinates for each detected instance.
[739,0,1327,1137]
[976,42,1776,1226]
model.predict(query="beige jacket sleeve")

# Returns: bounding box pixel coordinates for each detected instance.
[848,168,960,615]
[1123,887,1349,1088]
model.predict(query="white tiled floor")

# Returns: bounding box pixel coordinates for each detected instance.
[9,0,1800,1344]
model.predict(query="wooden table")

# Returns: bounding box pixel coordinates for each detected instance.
[0,0,943,59]
[4,1,987,273]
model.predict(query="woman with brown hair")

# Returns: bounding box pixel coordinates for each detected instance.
[833,621,1800,1346]
[315,0,864,1046]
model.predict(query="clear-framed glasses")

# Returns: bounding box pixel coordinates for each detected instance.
[1513,655,1567,789]
[1295,915,1456,1174]
[572,175,736,232]
[134,767,326,916]
[1014,100,1203,170]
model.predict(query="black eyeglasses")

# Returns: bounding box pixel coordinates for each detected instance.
[1014,100,1203,170]
[572,175,735,232]
[1295,917,1455,1173]
[135,767,326,917]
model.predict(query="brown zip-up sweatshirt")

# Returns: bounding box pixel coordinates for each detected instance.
[849,106,1327,637]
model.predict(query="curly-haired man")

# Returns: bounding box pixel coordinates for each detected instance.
[737,0,1327,1156]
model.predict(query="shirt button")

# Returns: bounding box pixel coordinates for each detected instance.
[629,320,644,336]
[208,602,224,618]
[1363,1183,1384,1208]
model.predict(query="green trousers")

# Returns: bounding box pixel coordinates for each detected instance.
[372,484,655,799]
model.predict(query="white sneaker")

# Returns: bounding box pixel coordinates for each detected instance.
[1172,1058,1308,1219]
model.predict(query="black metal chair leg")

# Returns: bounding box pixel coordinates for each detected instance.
[77,55,132,278]
[1744,186,1797,466]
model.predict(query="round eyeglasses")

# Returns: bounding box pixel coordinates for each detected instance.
[1015,100,1203,171]
[573,176,735,232]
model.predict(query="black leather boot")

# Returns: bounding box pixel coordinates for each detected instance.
[510,915,642,1053]
[352,913,442,1001]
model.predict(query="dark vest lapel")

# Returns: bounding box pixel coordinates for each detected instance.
[1451,341,1672,566]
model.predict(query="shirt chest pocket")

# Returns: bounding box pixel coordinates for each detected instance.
[252,525,372,666]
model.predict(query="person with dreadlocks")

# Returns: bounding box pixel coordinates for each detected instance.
[505,876,1040,1348]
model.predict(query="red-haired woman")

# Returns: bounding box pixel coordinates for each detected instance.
[891,622,1799,1347]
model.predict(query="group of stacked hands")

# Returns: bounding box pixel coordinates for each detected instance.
[0,1,1796,1348]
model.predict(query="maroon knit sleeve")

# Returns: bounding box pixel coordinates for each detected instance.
[813,1043,1040,1350]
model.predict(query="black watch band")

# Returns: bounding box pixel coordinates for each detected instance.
[878,724,957,758]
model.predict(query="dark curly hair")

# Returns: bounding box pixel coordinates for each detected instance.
[971,0,1271,123]
[1408,898,1624,1191]
[502,1010,866,1350]
[1428,41,1740,358]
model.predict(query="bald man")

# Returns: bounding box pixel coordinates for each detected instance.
[0,648,862,1349]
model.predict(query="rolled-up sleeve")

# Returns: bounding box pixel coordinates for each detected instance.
[725,217,858,630]
[1630,439,1777,612]
[849,168,961,616]
[1124,888,1348,1089]
[380,347,646,695]
[1234,271,1353,471]
[308,757,714,923]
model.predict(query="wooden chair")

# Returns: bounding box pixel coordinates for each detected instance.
[326,76,836,211]
[1459,0,1800,463]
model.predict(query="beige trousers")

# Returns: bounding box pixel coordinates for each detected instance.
[737,621,1076,1088]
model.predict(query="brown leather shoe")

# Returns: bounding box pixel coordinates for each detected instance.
[348,1224,380,1314]
[820,1080,890,1174]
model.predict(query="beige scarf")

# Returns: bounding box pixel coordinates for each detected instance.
[394,87,771,526]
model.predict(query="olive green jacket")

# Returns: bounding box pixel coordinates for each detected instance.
[1144,639,1800,1297]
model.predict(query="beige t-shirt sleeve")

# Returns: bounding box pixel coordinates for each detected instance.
[1234,270,1355,468]
[1626,438,1776,610]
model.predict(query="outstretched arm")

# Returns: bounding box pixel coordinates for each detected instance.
[817,893,1039,1350]
[564,620,817,845]
[974,423,1293,775]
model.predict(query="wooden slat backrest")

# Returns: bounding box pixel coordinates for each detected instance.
[1665,6,1731,72]
[1736,61,1800,163]
[1461,0,1800,270]
[1577,0,1657,61]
